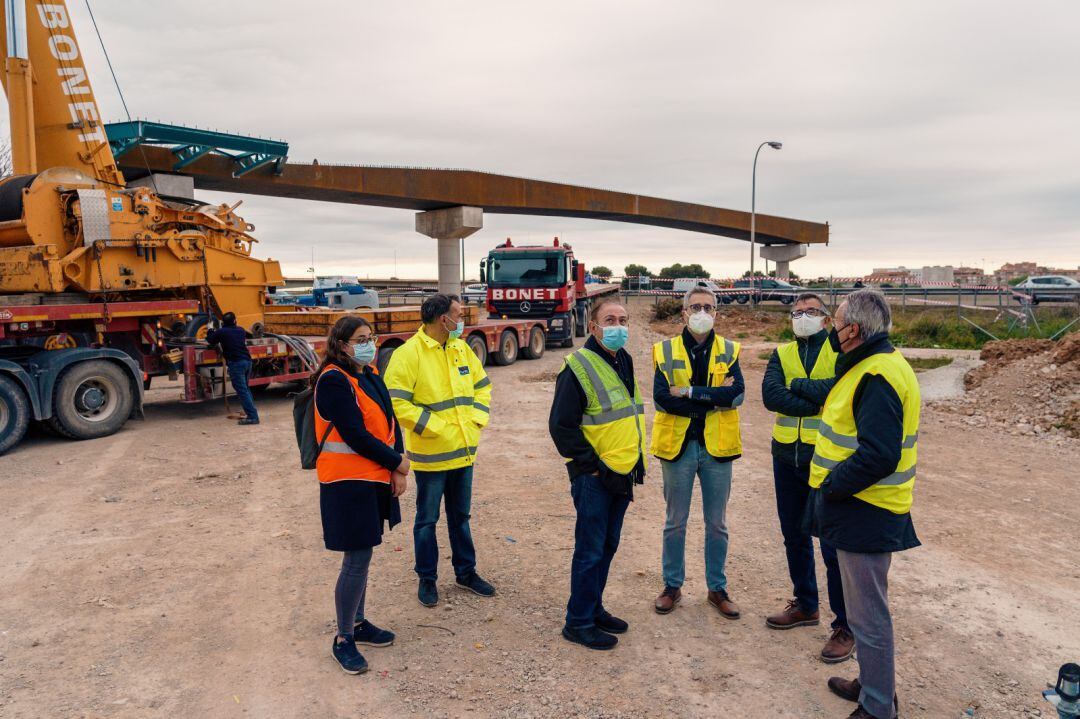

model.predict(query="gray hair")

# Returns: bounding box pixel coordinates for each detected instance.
[683,284,716,309]
[842,289,892,338]
[794,292,830,315]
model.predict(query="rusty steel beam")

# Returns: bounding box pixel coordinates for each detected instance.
[121,146,828,245]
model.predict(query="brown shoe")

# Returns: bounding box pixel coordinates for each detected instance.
[821,626,856,664]
[654,586,681,614]
[765,599,820,630]
[845,708,875,719]
[827,676,861,703]
[707,589,740,619]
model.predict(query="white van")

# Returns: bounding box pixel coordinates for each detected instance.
[672,278,723,294]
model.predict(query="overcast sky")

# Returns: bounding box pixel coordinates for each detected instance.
[7,0,1079,279]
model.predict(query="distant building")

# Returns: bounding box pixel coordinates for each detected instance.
[994,262,1043,285]
[868,266,917,285]
[953,266,987,286]
[920,266,955,285]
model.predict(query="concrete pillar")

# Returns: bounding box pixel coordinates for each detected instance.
[128,173,195,199]
[415,206,483,296]
[759,243,808,281]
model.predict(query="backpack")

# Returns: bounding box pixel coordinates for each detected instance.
[293,369,342,470]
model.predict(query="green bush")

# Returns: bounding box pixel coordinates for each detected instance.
[652,298,683,321]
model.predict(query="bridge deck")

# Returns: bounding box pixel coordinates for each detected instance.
[120,146,828,245]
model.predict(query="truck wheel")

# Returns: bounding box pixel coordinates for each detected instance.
[492,330,519,366]
[183,314,211,340]
[377,346,397,375]
[574,309,586,337]
[522,326,546,359]
[0,375,31,455]
[466,333,488,366]
[562,314,576,347]
[45,360,134,440]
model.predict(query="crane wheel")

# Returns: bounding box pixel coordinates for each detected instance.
[522,326,546,360]
[45,360,134,440]
[182,314,211,340]
[0,375,31,455]
[492,330,519,366]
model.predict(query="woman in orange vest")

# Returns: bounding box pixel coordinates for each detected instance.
[312,315,409,675]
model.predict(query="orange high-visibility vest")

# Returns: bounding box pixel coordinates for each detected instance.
[314,365,395,485]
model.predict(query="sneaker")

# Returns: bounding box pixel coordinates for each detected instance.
[561,624,618,650]
[353,620,395,647]
[238,417,260,425]
[654,586,681,614]
[821,626,856,663]
[766,599,820,630]
[331,636,368,675]
[456,572,496,597]
[594,611,628,634]
[418,579,439,607]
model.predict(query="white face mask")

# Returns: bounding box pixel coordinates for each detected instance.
[687,311,714,335]
[792,314,826,338]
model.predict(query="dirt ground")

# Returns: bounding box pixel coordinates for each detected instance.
[1,297,1078,719]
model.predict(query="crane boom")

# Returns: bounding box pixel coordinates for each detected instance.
[0,0,123,185]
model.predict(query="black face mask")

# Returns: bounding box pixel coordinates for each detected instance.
[828,324,851,354]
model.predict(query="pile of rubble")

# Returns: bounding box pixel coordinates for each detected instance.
[935,333,1080,440]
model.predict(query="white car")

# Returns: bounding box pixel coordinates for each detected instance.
[462,283,487,305]
[1014,275,1080,303]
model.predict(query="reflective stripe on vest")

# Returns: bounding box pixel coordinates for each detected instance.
[315,367,395,485]
[808,350,921,514]
[563,348,647,475]
[650,334,742,461]
[772,340,838,445]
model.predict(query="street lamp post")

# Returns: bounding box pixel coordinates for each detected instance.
[751,140,783,304]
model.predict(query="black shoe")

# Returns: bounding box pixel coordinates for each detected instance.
[456,572,496,597]
[353,620,395,647]
[562,624,618,650]
[594,611,628,634]
[418,579,439,607]
[331,636,368,675]
[238,417,260,425]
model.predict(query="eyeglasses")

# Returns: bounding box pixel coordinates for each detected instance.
[351,335,379,346]
[689,303,716,313]
[790,308,827,319]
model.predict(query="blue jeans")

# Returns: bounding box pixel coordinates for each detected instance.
[227,359,258,421]
[661,440,732,592]
[773,456,848,629]
[566,473,630,629]
[413,467,477,582]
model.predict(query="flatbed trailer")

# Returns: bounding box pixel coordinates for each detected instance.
[0,295,550,453]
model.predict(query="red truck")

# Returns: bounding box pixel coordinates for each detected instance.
[480,238,619,347]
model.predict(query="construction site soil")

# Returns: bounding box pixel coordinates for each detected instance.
[1,299,1077,718]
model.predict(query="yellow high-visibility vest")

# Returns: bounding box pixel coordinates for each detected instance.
[562,348,647,475]
[809,350,921,514]
[771,340,838,445]
[384,326,492,472]
[650,334,741,461]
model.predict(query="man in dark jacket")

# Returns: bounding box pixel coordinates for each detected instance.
[206,312,259,425]
[760,292,853,664]
[789,290,920,719]
[549,300,645,651]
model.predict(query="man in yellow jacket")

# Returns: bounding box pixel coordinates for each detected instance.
[384,293,495,608]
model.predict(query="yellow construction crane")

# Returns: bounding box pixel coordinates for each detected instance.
[0,0,282,332]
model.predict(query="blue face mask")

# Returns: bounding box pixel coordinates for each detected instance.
[352,341,376,366]
[600,325,629,351]
[446,318,465,340]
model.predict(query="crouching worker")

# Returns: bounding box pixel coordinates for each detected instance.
[313,316,409,675]
[549,300,647,650]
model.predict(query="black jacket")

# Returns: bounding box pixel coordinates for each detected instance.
[790,333,920,554]
[206,325,251,363]
[652,327,745,462]
[761,329,829,468]
[548,336,645,497]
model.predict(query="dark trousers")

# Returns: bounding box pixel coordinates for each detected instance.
[565,473,630,629]
[773,456,847,629]
[413,466,477,582]
[226,359,258,421]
